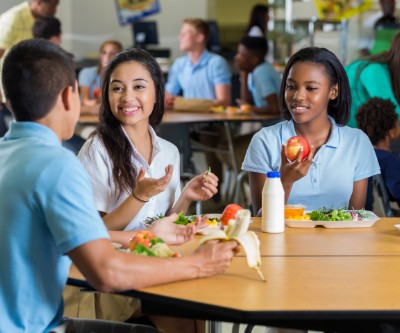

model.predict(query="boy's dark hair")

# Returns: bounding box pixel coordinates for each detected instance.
[97,47,165,198]
[240,35,268,59]
[2,39,75,121]
[356,97,398,145]
[279,46,351,126]
[32,16,61,40]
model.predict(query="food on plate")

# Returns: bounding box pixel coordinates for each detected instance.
[129,230,178,257]
[174,212,220,226]
[240,104,252,113]
[307,208,377,221]
[210,105,225,113]
[285,207,379,222]
[225,106,238,113]
[220,203,243,226]
[143,213,164,226]
[284,136,311,162]
[199,209,265,281]
[284,205,305,219]
[144,212,220,228]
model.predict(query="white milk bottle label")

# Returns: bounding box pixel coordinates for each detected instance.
[261,171,285,233]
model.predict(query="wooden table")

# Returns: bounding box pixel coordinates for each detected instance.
[68,217,400,332]
[250,217,400,257]
[170,218,400,258]
[79,110,278,125]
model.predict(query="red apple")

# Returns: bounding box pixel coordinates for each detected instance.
[284,136,310,162]
[220,204,243,226]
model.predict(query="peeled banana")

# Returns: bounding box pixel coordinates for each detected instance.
[199,209,265,281]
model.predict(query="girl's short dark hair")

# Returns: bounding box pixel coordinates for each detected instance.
[279,47,351,126]
[356,97,398,145]
[96,48,165,198]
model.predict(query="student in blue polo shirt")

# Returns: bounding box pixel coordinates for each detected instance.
[165,18,232,197]
[0,39,238,333]
[242,47,380,215]
[165,18,231,107]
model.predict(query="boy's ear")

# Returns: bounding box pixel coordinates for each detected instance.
[61,86,72,111]
[196,32,205,45]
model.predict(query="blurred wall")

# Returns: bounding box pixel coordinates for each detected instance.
[0,0,208,60]
[0,0,385,63]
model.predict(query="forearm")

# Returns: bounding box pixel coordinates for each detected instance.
[69,240,200,292]
[214,84,231,107]
[102,195,146,230]
[239,72,253,104]
[169,195,191,216]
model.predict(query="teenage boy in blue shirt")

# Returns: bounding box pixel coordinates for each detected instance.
[234,35,281,115]
[0,39,237,333]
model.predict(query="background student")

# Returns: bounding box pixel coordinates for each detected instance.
[346,31,400,128]
[78,39,123,111]
[356,97,400,206]
[234,35,281,115]
[0,38,238,333]
[164,18,232,199]
[165,18,231,108]
[32,15,61,45]
[0,0,60,135]
[245,4,270,38]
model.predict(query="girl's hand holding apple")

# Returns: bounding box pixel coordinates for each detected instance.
[279,144,315,201]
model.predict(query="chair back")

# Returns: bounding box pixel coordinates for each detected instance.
[372,174,396,217]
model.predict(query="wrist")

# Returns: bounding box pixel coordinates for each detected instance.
[132,191,149,203]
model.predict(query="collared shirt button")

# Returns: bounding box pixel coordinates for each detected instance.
[313,179,317,183]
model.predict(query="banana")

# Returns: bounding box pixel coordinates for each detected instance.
[199,209,265,281]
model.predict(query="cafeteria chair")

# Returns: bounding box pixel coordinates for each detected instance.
[372,174,400,217]
[49,318,162,333]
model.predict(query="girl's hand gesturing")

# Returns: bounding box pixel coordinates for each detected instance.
[133,165,174,202]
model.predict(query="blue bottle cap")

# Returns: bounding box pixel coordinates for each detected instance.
[267,171,280,178]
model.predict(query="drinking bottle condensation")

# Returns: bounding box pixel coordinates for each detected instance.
[261,171,285,233]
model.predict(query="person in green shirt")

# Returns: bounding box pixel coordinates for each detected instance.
[345,31,400,128]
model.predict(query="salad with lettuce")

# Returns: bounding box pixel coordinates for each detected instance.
[307,208,377,221]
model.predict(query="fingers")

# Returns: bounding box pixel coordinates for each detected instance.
[295,147,304,163]
[194,214,209,230]
[165,164,174,175]
[280,144,289,165]
[307,144,316,161]
[202,171,218,187]
[136,167,146,181]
